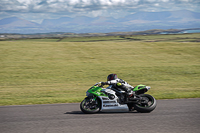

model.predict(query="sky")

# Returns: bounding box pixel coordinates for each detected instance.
[0,0,200,23]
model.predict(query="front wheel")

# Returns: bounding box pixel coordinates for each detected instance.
[134,94,156,113]
[80,97,101,114]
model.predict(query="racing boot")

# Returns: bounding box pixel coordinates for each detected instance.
[127,89,134,97]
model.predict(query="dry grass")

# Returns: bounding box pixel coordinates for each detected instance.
[0,35,200,105]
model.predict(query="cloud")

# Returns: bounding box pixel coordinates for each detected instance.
[0,0,199,23]
[1,0,199,12]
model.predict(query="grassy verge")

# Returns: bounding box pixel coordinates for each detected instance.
[0,34,200,105]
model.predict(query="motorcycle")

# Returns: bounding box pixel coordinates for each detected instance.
[80,83,157,114]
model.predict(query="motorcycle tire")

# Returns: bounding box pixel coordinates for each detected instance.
[80,98,101,114]
[134,94,156,113]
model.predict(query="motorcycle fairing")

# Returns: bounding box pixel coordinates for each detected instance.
[133,84,151,95]
[87,86,107,97]
[99,96,129,112]
[99,88,129,112]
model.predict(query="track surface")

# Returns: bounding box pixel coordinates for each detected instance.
[0,98,200,133]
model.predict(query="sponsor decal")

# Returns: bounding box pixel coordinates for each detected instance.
[103,104,118,107]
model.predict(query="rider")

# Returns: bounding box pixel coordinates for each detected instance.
[100,74,134,96]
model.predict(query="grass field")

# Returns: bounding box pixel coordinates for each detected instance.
[0,33,200,105]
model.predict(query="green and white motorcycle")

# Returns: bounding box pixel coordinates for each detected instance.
[80,83,157,114]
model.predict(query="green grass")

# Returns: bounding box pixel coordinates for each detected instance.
[0,34,200,105]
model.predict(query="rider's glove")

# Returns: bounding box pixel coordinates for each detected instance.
[101,82,106,85]
[95,82,108,86]
[101,82,108,86]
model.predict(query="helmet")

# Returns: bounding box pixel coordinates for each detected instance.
[107,74,118,81]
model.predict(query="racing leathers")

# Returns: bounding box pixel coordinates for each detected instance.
[101,78,134,96]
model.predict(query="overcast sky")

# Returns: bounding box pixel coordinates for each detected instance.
[0,0,200,23]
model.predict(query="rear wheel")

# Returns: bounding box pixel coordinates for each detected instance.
[80,97,101,114]
[134,94,156,113]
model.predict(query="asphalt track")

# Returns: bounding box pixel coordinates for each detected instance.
[0,98,200,133]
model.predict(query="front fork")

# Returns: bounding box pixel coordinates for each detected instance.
[88,96,98,105]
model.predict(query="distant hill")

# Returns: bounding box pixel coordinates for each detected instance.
[0,17,40,31]
[0,10,200,34]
